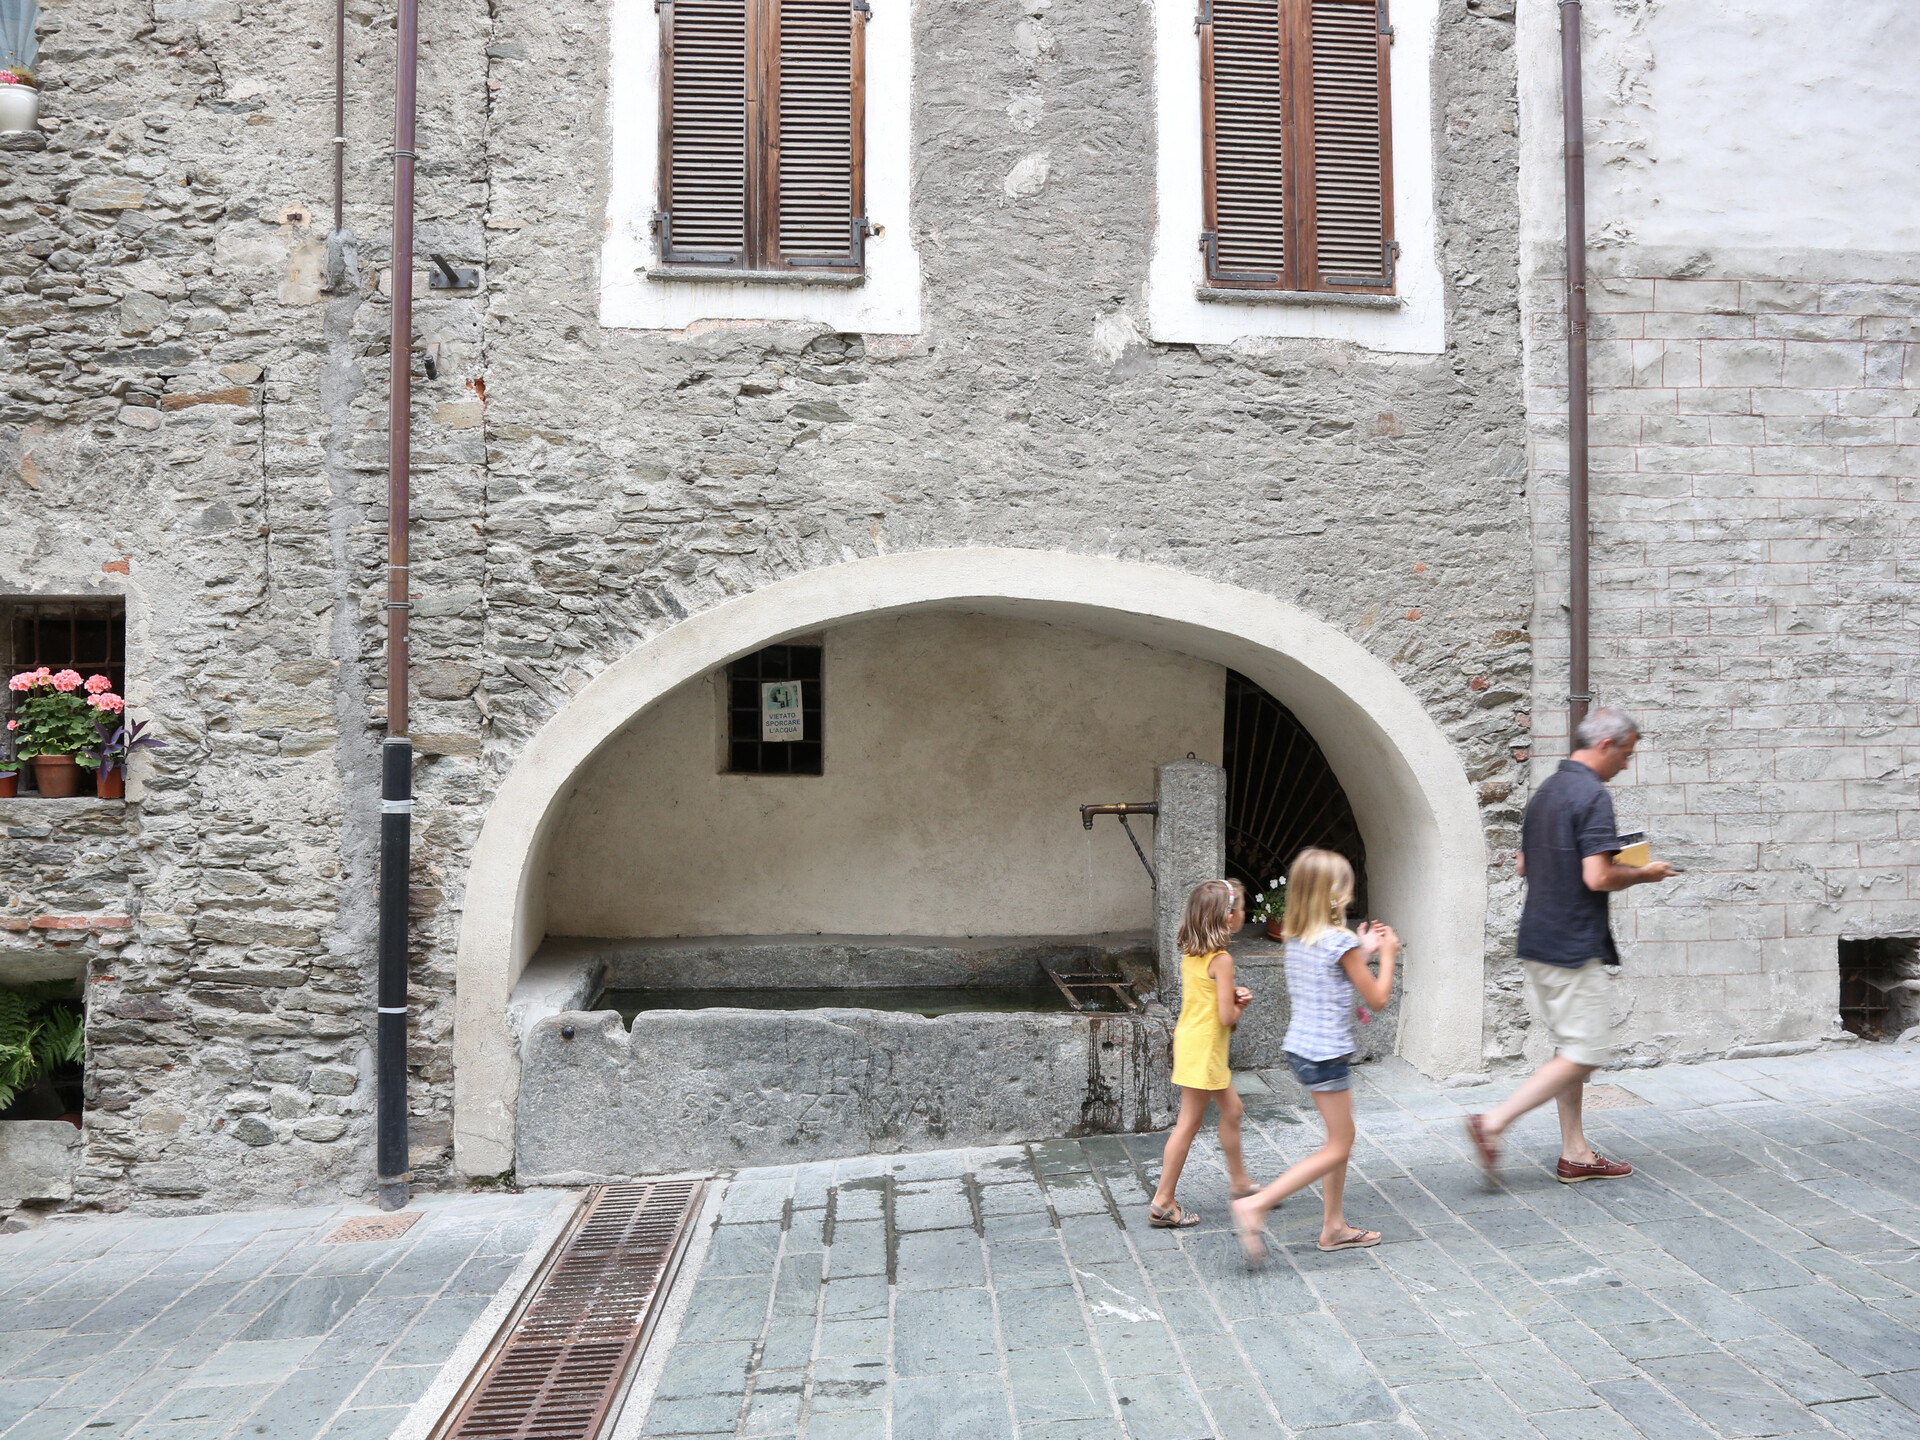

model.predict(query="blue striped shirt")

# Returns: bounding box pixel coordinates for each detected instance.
[1282,927,1360,1062]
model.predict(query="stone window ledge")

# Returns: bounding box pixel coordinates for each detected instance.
[1195,286,1404,310]
[0,798,129,820]
[646,267,866,289]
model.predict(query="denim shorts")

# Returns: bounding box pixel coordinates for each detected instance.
[1285,1051,1352,1093]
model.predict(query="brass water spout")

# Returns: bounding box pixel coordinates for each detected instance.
[1079,802,1158,831]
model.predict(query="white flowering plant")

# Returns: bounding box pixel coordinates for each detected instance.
[1247,877,1287,926]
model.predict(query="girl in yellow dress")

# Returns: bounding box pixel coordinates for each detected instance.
[1147,878,1254,1228]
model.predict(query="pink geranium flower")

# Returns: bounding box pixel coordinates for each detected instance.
[84,674,113,694]
[51,670,83,692]
[5,719,15,730]
[7,672,32,691]
[87,693,126,714]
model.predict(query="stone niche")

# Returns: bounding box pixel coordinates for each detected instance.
[510,935,1175,1181]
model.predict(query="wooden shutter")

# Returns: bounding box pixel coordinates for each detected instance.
[1302,0,1394,290]
[1198,0,1394,294]
[658,0,865,272]
[770,0,865,268]
[658,0,752,267]
[1201,0,1291,284]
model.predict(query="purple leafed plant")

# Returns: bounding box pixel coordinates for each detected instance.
[92,716,165,778]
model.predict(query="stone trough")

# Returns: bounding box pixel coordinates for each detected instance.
[511,934,1175,1182]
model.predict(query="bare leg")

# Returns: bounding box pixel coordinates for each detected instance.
[1481,1056,1594,1145]
[1312,1090,1357,1244]
[1216,1085,1253,1193]
[1232,1089,1356,1234]
[1555,1076,1597,1164]
[1152,1087,1212,1211]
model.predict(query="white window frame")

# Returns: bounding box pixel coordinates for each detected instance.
[1147,0,1444,354]
[601,0,922,333]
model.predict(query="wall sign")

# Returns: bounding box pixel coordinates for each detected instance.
[761,681,804,741]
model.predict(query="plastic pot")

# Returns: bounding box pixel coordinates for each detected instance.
[96,766,125,799]
[0,84,38,134]
[1265,917,1286,942]
[31,754,83,798]
[0,772,16,798]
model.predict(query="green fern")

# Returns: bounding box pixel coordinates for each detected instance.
[0,985,85,1113]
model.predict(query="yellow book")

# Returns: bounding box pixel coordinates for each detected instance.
[1614,838,1651,867]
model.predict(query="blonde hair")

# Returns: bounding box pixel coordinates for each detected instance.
[1177,878,1243,957]
[1281,848,1354,943]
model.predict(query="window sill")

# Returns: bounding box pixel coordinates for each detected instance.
[0,797,130,818]
[647,267,866,289]
[1195,287,1402,310]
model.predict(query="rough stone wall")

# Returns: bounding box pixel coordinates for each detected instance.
[1,799,134,984]
[1522,269,1920,1063]
[4,0,1531,1210]
[0,0,489,1211]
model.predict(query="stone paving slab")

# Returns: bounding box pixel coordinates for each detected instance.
[0,1190,567,1440]
[631,1041,1920,1440]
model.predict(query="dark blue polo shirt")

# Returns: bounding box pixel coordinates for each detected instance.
[1517,759,1622,967]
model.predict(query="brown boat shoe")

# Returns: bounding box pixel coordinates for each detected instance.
[1557,1153,1633,1183]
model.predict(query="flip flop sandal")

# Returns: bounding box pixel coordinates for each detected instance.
[1317,1228,1382,1252]
[1149,1203,1201,1230]
[1230,1185,1260,1200]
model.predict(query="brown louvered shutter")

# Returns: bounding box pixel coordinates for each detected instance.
[1201,0,1290,285]
[1198,0,1394,294]
[770,0,865,269]
[1302,0,1394,291]
[658,0,865,272]
[658,0,752,267]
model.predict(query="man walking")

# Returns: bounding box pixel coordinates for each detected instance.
[1467,708,1674,1182]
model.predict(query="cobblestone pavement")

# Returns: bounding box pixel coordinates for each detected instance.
[0,1189,566,1440]
[635,1042,1920,1440]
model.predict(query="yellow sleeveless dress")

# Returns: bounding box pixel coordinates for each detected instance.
[1170,950,1232,1090]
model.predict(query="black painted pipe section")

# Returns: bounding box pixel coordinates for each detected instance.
[377,738,412,1212]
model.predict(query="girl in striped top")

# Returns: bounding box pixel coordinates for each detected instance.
[1230,848,1397,1264]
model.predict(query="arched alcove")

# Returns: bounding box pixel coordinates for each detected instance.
[452,549,1488,1175]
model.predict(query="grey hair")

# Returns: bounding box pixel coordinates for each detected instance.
[1573,707,1639,751]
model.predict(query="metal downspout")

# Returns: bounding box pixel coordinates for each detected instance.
[1560,0,1591,738]
[377,0,420,1213]
[332,0,345,233]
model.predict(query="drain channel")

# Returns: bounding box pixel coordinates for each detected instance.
[434,1179,705,1440]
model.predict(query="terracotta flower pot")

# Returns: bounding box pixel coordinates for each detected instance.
[96,766,125,799]
[1265,917,1286,942]
[32,754,82,798]
[0,772,16,798]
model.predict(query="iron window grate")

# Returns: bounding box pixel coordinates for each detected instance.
[726,643,823,775]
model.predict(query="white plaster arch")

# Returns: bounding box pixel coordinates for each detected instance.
[453,549,1488,1175]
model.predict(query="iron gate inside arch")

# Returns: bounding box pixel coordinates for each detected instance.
[1224,670,1369,918]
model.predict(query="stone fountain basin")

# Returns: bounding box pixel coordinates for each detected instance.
[510,934,1173,1181]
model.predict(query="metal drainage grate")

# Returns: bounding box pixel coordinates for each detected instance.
[324,1211,423,1244]
[1584,1084,1652,1110]
[434,1179,705,1440]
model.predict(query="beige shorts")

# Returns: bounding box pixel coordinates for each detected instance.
[1522,958,1616,1067]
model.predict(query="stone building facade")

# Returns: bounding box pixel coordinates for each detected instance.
[0,0,1907,1213]
[1514,0,1920,1063]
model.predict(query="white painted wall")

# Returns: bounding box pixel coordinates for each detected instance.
[543,612,1224,937]
[1517,0,1920,260]
[600,0,921,332]
[1147,0,1444,353]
